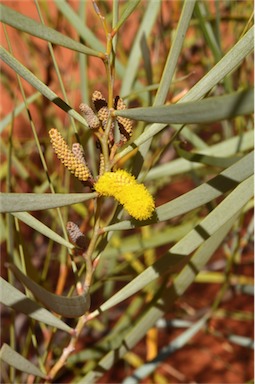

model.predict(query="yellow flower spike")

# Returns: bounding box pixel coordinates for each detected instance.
[94,170,155,220]
[49,128,92,182]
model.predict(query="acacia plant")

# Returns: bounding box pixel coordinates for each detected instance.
[0,1,254,383]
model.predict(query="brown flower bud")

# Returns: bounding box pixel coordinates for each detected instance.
[66,221,87,249]
[114,96,133,142]
[79,103,100,129]
[92,90,108,112]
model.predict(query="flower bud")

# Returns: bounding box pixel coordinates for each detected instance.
[79,103,100,129]
[49,128,92,182]
[66,221,87,249]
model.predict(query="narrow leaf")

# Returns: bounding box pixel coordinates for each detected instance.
[0,343,46,379]
[170,175,253,256]
[81,216,236,383]
[102,219,199,259]
[115,89,254,124]
[0,192,97,213]
[0,92,41,134]
[0,142,29,180]
[9,264,90,318]
[0,47,88,127]
[194,1,222,62]
[113,0,141,33]
[130,0,198,174]
[180,26,254,102]
[174,142,241,168]
[154,0,196,106]
[145,130,254,181]
[122,314,210,384]
[89,173,252,317]
[115,27,254,162]
[12,212,74,249]
[54,0,105,52]
[228,335,254,349]
[103,151,254,231]
[0,277,73,333]
[120,0,160,96]
[0,4,103,57]
[54,0,150,104]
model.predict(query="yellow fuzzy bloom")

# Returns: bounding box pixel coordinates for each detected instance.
[49,128,91,182]
[94,170,155,220]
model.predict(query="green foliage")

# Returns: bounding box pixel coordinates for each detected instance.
[0,1,253,383]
